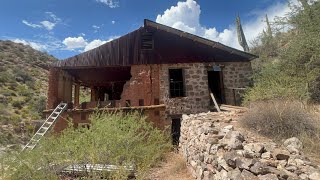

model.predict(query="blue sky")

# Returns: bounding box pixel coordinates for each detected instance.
[0,0,291,59]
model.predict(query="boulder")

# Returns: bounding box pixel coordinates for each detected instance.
[250,162,270,175]
[309,172,320,180]
[273,149,290,160]
[284,137,303,150]
[235,157,254,170]
[222,131,245,150]
[261,152,272,159]
[244,143,265,153]
[258,173,279,180]
[227,168,243,180]
[241,169,259,180]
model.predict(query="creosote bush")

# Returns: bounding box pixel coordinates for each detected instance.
[1,111,172,180]
[240,100,318,141]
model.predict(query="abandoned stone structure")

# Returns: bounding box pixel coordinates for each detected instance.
[46,19,256,135]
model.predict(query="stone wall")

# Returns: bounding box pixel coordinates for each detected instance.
[179,112,320,180]
[159,63,210,116]
[220,62,252,105]
[159,61,252,117]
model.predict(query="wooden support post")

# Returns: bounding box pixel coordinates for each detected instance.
[209,90,221,112]
[74,84,80,107]
[90,86,96,102]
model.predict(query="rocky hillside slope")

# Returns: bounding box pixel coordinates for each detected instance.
[0,40,57,146]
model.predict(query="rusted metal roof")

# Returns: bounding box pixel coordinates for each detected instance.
[53,19,257,68]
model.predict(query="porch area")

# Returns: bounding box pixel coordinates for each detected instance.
[45,65,166,132]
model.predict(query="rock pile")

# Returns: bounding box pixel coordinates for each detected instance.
[179,111,320,180]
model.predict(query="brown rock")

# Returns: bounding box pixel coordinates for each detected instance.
[222,131,245,150]
[258,173,279,180]
[223,152,238,169]
[241,169,258,180]
[273,149,290,160]
[309,172,320,180]
[228,168,243,180]
[236,157,254,170]
[250,162,271,175]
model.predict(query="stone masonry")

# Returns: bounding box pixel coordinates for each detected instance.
[179,111,320,180]
[160,63,210,116]
[159,62,252,118]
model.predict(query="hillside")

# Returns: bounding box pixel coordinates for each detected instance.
[0,40,57,146]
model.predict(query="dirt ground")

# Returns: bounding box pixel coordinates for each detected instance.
[146,152,194,180]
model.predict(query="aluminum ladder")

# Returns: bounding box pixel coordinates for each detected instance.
[22,102,68,151]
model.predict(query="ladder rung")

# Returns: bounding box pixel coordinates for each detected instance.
[41,127,49,130]
[22,103,66,152]
[26,145,35,149]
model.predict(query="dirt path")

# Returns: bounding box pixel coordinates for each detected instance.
[146,152,194,180]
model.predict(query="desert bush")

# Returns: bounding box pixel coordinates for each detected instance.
[240,100,319,141]
[11,99,25,109]
[2,112,172,179]
[16,84,32,97]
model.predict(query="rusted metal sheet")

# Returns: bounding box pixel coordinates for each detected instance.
[53,19,257,69]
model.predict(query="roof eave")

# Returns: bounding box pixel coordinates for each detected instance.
[144,19,258,61]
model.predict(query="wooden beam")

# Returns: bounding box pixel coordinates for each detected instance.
[209,91,221,112]
[44,104,166,113]
[74,84,80,107]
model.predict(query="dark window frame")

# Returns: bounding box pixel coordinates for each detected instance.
[168,68,186,98]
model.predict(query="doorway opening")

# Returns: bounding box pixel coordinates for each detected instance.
[171,118,181,145]
[207,70,224,104]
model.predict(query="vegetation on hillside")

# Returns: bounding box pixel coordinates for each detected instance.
[1,112,172,180]
[245,0,320,103]
[0,40,57,145]
[241,0,320,159]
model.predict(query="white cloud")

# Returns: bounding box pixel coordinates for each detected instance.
[63,36,119,51]
[40,21,56,30]
[63,37,88,50]
[111,20,116,24]
[84,39,106,51]
[96,0,119,8]
[92,25,100,29]
[22,20,42,28]
[12,39,47,51]
[156,0,293,50]
[22,12,61,31]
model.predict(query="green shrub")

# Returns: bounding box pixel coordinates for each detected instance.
[11,99,25,109]
[16,84,32,97]
[2,112,172,179]
[243,61,310,103]
[30,96,46,117]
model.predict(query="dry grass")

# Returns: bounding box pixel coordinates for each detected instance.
[146,152,193,180]
[240,100,320,161]
[241,100,318,140]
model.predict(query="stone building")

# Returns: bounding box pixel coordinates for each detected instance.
[46,19,257,139]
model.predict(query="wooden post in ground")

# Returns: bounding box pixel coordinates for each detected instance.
[209,90,221,112]
[74,84,80,108]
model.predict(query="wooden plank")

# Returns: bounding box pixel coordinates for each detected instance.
[43,104,166,113]
[209,91,221,112]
